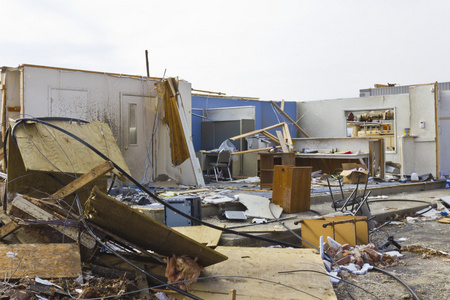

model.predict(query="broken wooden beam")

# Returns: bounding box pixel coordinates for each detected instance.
[0,243,82,279]
[84,186,227,267]
[229,123,287,141]
[0,216,21,240]
[12,195,96,249]
[51,160,114,200]
[231,146,281,155]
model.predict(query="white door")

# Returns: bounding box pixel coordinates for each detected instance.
[121,94,154,182]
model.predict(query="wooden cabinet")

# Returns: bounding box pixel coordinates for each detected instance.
[259,153,295,188]
[272,165,312,213]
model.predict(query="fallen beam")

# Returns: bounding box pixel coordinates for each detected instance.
[51,160,114,200]
[12,196,96,249]
[84,187,227,267]
[229,123,286,141]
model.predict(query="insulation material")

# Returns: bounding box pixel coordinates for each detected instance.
[157,79,190,166]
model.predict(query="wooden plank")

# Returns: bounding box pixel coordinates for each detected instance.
[270,101,310,138]
[51,160,114,200]
[280,99,285,111]
[276,130,288,153]
[283,122,293,151]
[19,68,24,117]
[260,130,280,143]
[84,187,227,267]
[188,247,336,300]
[12,196,96,249]
[0,243,81,279]
[173,225,225,247]
[231,146,281,155]
[229,123,286,141]
[0,69,6,143]
[7,106,20,112]
[0,219,21,240]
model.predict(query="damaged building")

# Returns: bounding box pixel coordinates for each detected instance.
[0,64,449,299]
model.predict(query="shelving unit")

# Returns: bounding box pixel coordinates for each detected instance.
[259,153,295,188]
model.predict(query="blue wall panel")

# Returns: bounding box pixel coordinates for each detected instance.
[191,96,297,151]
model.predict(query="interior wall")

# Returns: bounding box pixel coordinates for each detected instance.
[297,94,410,164]
[191,96,297,151]
[18,65,197,185]
[296,84,438,176]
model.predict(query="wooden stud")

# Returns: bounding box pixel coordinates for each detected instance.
[228,289,237,300]
[276,130,288,153]
[231,146,281,155]
[260,130,280,143]
[229,122,286,141]
[270,101,310,138]
[51,160,114,200]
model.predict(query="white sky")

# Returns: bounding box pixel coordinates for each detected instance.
[2,0,450,101]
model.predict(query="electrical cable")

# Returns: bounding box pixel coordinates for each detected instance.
[72,274,322,300]
[278,269,380,300]
[72,194,201,300]
[10,117,302,248]
[371,267,420,300]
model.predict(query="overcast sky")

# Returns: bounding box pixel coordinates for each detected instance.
[2,0,450,101]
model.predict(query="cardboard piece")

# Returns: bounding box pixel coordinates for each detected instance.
[341,163,368,184]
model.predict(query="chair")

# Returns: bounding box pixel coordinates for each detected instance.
[207,150,232,181]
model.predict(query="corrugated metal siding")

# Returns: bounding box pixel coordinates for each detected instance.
[360,82,450,97]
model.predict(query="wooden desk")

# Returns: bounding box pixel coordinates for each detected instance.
[259,152,371,189]
[295,152,369,173]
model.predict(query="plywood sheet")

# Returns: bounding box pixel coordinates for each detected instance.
[12,120,129,174]
[188,247,336,300]
[0,243,82,279]
[85,187,227,267]
[172,225,225,247]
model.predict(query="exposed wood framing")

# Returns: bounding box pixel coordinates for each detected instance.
[12,196,96,249]
[19,67,24,118]
[51,160,114,200]
[260,131,280,144]
[162,78,205,186]
[276,130,288,153]
[231,145,281,155]
[0,68,6,144]
[229,122,286,141]
[270,100,310,138]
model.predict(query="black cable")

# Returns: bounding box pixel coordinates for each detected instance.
[371,267,420,300]
[10,117,301,248]
[107,174,116,194]
[278,269,380,300]
[73,193,201,300]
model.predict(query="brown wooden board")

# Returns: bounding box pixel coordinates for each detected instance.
[0,243,82,279]
[172,225,224,247]
[188,247,336,300]
[84,187,227,267]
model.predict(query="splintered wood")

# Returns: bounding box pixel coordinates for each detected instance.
[188,247,337,300]
[0,243,82,279]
